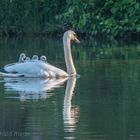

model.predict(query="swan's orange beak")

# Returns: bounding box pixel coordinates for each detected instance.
[74,37,80,43]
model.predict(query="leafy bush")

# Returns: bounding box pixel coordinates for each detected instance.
[56,0,140,39]
[0,0,139,39]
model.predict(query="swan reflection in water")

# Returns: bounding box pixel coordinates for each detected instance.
[63,78,80,139]
[1,77,80,139]
[2,77,68,101]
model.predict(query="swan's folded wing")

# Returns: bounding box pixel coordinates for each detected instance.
[4,62,42,74]
[4,61,68,77]
[38,62,68,77]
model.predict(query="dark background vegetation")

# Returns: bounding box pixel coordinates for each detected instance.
[0,0,139,39]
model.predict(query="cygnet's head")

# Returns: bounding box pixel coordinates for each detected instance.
[25,57,30,61]
[32,55,39,60]
[40,55,47,62]
[19,53,26,59]
[19,53,26,62]
[63,30,80,43]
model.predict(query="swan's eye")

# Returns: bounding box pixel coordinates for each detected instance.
[74,33,78,38]
[73,33,80,43]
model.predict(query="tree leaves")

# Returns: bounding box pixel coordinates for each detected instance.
[0,0,139,39]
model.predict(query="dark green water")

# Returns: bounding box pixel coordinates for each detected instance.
[0,37,140,140]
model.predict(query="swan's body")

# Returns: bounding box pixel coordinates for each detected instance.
[4,61,67,78]
[3,30,80,78]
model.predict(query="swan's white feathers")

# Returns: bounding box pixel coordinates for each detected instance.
[2,30,79,78]
[4,61,68,77]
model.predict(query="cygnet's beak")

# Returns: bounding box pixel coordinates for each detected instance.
[74,36,80,43]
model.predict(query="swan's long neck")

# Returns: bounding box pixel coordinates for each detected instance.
[63,37,76,76]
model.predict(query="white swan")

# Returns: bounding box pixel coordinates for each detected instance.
[3,30,80,78]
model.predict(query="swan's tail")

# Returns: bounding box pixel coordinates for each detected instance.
[0,72,24,77]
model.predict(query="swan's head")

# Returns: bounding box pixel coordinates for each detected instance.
[32,55,39,60]
[63,30,80,43]
[40,55,47,62]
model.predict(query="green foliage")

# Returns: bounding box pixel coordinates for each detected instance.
[56,0,140,39]
[0,0,139,39]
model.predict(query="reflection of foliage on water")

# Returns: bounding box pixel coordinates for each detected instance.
[0,38,64,69]
[0,38,140,70]
[74,41,140,62]
[0,37,140,139]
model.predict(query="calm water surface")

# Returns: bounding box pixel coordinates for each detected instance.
[0,37,140,140]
